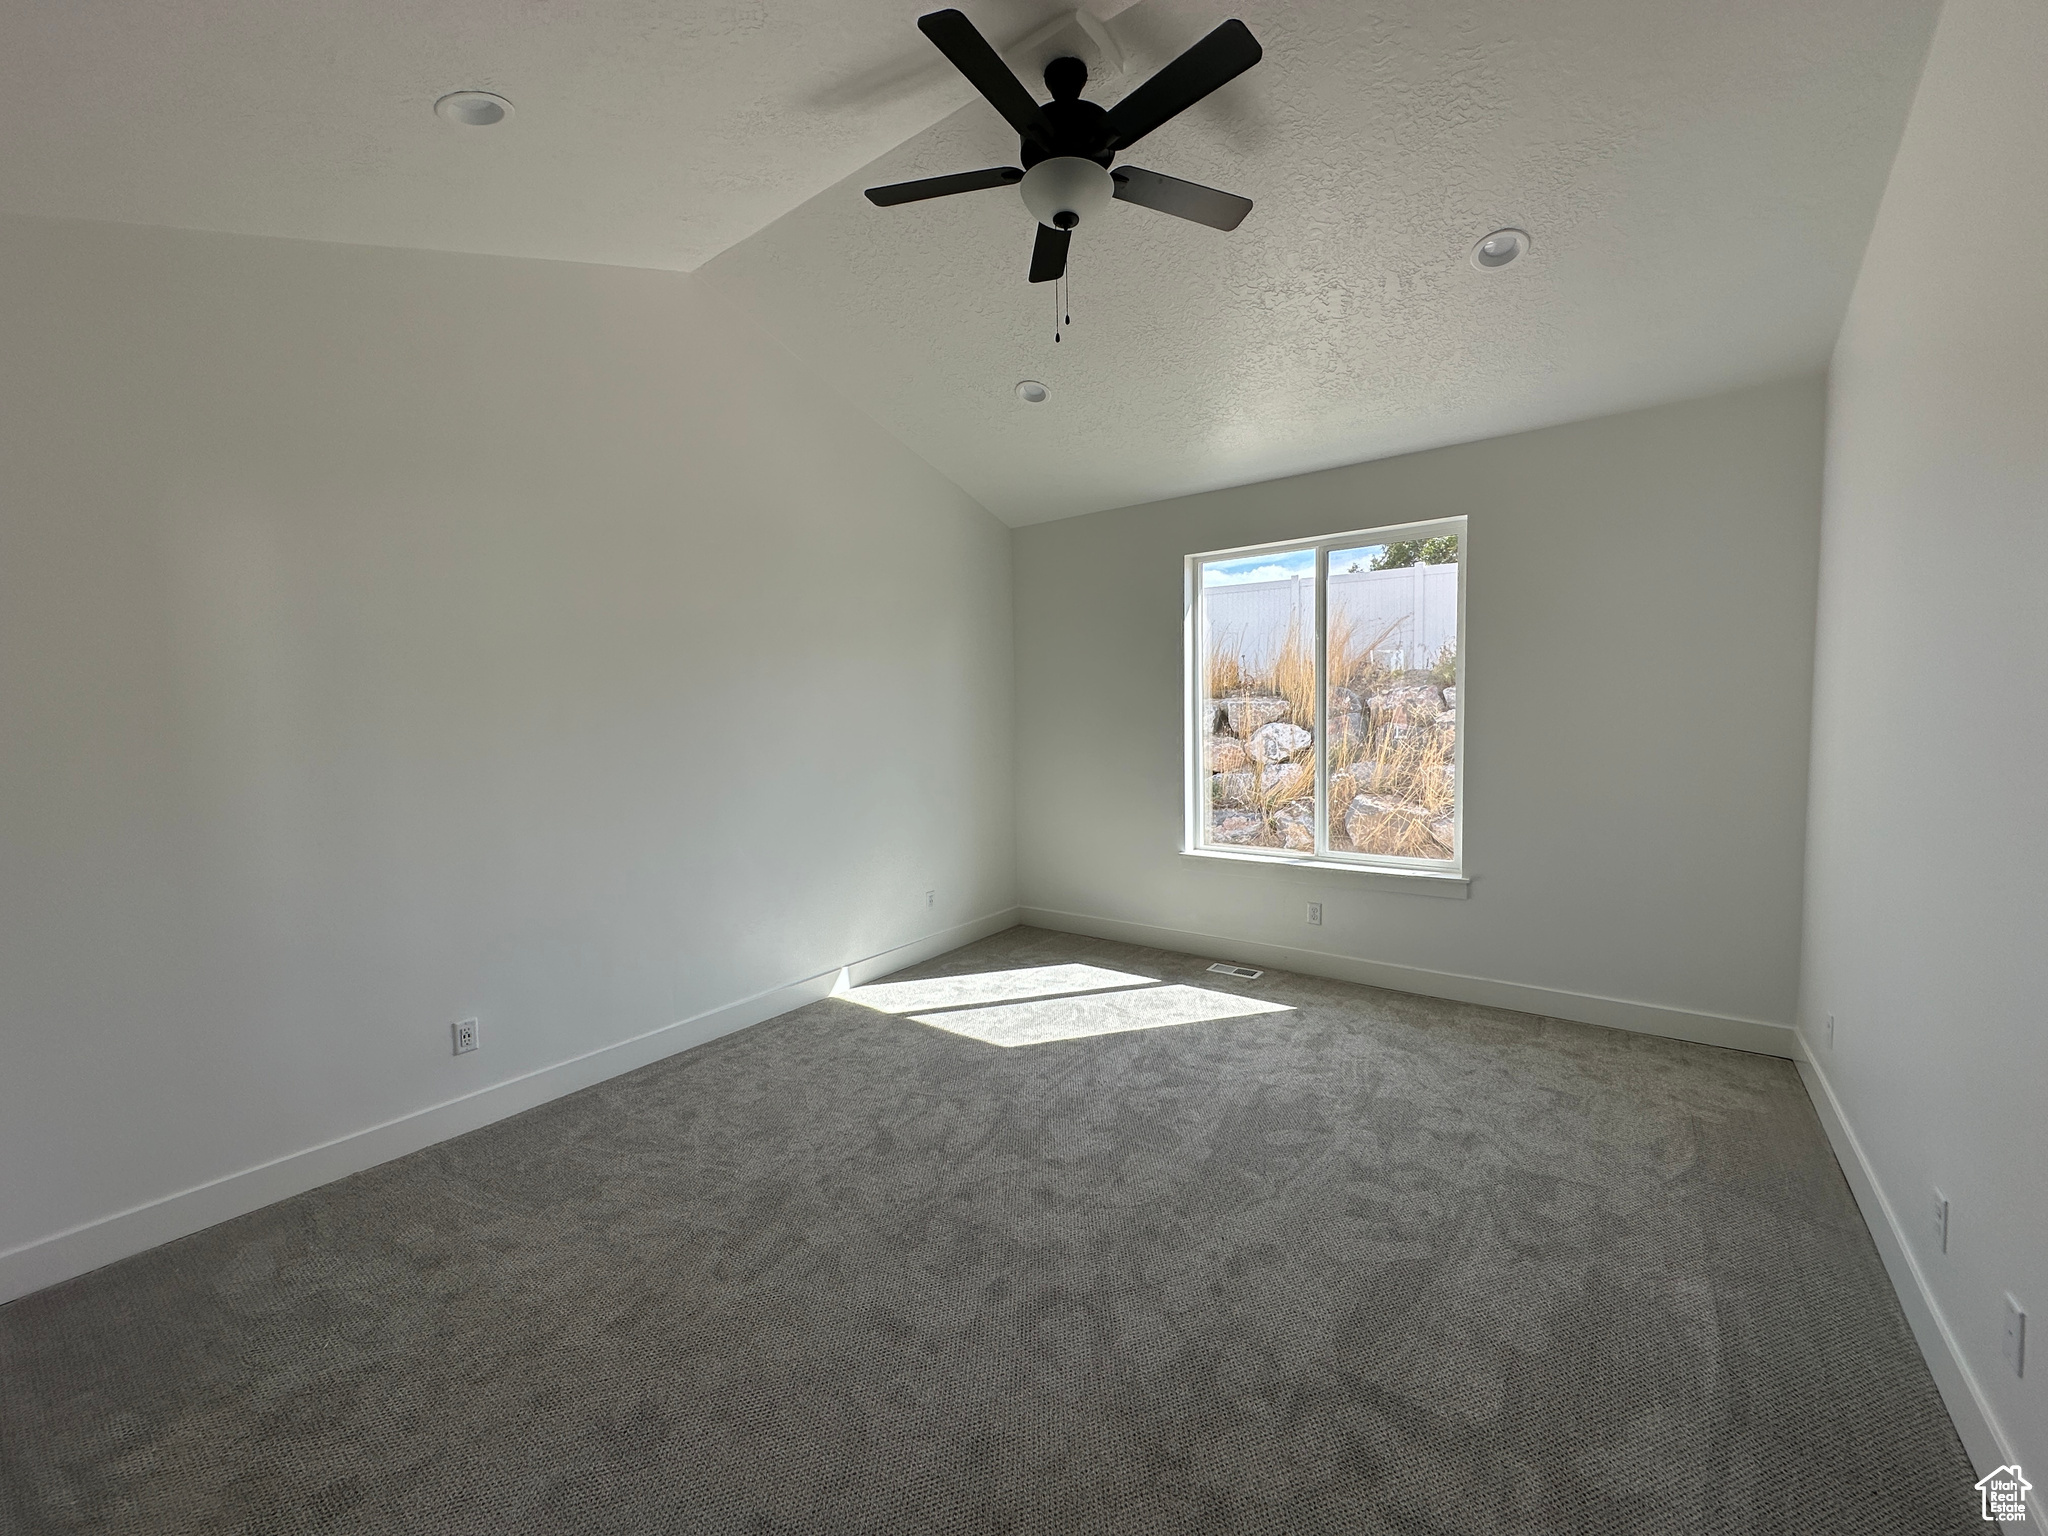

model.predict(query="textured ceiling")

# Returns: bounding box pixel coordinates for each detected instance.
[0,0,1129,271]
[1,0,1940,526]
[704,0,1941,524]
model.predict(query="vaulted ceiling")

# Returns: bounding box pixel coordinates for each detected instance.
[0,0,1940,525]
[704,0,1940,523]
[0,0,1106,271]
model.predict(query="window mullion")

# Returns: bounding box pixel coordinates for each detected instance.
[1313,544,1330,857]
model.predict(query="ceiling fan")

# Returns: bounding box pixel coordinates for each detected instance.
[864,8,1263,283]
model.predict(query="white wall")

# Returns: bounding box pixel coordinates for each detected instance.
[0,214,1015,1296]
[1015,377,1824,1049]
[1799,0,2047,1489]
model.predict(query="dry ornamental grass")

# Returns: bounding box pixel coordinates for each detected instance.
[1203,613,1456,860]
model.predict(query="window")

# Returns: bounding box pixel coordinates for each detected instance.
[1186,520,1464,872]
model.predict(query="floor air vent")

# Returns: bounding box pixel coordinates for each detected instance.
[1207,963,1264,980]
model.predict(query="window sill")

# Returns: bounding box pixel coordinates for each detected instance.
[1180,847,1470,898]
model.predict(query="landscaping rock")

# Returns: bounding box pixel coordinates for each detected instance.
[1344,794,1397,844]
[1210,810,1264,844]
[1207,735,1249,773]
[1366,682,1444,722]
[1218,696,1289,734]
[1345,793,1442,849]
[1328,710,1365,749]
[1443,686,1457,710]
[1343,794,1455,857]
[1333,761,1403,802]
[1248,721,1313,763]
[1330,687,1361,715]
[1274,801,1315,851]
[1215,769,1285,805]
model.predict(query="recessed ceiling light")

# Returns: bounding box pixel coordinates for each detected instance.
[435,91,514,127]
[1015,380,1050,404]
[1471,228,1529,270]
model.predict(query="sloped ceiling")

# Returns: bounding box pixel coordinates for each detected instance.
[0,0,1939,525]
[0,0,1105,271]
[703,0,1940,524]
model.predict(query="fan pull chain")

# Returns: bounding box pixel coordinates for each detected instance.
[1053,270,1073,343]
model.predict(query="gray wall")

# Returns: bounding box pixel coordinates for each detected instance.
[0,214,1015,1291]
[1014,377,1824,1039]
[1800,0,2047,1486]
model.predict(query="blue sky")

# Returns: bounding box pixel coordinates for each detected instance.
[1203,545,1385,585]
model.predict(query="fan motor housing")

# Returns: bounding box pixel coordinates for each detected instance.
[1020,157,1114,231]
[1021,57,1113,169]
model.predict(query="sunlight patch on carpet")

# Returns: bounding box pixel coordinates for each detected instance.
[912,983,1292,1048]
[841,964,1160,1015]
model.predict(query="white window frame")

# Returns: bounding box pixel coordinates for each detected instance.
[1183,517,1468,882]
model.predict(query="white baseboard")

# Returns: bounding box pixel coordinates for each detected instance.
[1018,906,1797,1058]
[1794,1041,2037,1525]
[0,908,1020,1304]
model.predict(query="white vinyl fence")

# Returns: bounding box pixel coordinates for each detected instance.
[1203,562,1458,674]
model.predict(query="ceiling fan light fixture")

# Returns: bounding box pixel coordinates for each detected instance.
[1471,228,1529,270]
[435,91,514,127]
[1020,157,1114,230]
[1015,380,1050,404]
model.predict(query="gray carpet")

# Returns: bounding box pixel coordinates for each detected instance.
[0,926,1982,1534]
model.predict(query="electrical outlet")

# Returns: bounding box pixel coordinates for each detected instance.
[926,889,935,909]
[452,1018,479,1056]
[1825,1013,1836,1050]
[1306,901,1323,926]
[1932,1191,1949,1254]
[2004,1296,2026,1378]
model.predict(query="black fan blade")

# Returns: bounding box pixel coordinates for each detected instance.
[1110,166,1253,231]
[918,9,1052,147]
[866,167,1023,207]
[1028,223,1070,283]
[1102,19,1262,151]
